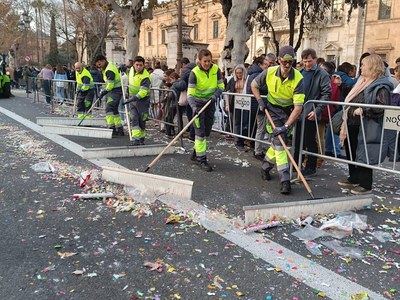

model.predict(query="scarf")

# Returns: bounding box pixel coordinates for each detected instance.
[339,75,375,145]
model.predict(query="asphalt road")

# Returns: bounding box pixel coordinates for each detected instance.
[0,89,399,300]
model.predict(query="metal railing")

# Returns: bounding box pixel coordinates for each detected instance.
[24,79,400,176]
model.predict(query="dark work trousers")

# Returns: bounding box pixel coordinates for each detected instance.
[186,105,195,138]
[344,124,372,190]
[43,79,51,104]
[130,99,150,131]
[166,105,185,136]
[193,103,215,161]
[233,100,258,147]
[294,119,318,171]
[77,89,95,114]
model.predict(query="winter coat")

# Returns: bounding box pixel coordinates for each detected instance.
[391,84,400,107]
[180,63,196,86]
[301,66,332,119]
[355,76,393,165]
[321,78,340,122]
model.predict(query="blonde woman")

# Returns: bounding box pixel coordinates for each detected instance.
[338,54,393,194]
[225,64,247,144]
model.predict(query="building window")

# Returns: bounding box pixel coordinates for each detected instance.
[148,31,152,46]
[193,24,199,41]
[213,21,219,39]
[330,0,342,23]
[161,29,166,44]
[379,0,391,19]
[378,53,387,62]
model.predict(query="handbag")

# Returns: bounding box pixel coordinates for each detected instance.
[178,90,188,106]
[331,110,343,135]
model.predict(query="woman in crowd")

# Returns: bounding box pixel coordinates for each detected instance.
[338,54,393,194]
[54,64,68,104]
[225,64,247,146]
[38,64,54,104]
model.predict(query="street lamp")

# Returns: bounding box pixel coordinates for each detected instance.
[263,34,271,55]
[20,12,33,64]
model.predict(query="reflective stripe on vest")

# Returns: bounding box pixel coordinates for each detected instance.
[266,66,304,107]
[76,68,94,91]
[188,64,222,99]
[128,68,152,98]
[103,62,121,90]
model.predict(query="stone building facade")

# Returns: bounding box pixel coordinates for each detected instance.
[138,0,227,67]
[108,0,400,69]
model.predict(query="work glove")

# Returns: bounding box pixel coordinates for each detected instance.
[99,89,108,100]
[257,98,265,112]
[191,105,201,115]
[273,124,289,137]
[124,95,138,105]
[209,95,217,104]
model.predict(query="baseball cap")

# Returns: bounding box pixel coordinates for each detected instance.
[279,45,295,60]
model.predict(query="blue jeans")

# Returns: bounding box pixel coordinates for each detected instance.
[43,79,51,104]
[325,124,341,155]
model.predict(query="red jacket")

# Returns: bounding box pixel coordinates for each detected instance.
[321,78,340,122]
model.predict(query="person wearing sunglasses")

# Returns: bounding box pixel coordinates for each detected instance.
[251,45,305,195]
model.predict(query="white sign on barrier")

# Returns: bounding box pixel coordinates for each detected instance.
[384,109,400,131]
[234,95,251,111]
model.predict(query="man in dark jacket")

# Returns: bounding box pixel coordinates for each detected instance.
[246,54,276,159]
[293,48,332,177]
[179,57,196,140]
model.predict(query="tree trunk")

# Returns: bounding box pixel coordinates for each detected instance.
[221,0,260,69]
[108,0,144,59]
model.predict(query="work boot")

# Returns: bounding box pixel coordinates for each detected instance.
[261,168,271,181]
[131,139,141,146]
[280,181,291,195]
[139,137,145,145]
[190,149,197,162]
[116,127,125,136]
[198,161,212,172]
[111,127,117,137]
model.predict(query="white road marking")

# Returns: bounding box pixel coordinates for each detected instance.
[0,106,385,300]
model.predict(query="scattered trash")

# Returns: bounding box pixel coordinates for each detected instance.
[165,214,181,224]
[73,192,115,199]
[291,224,326,241]
[319,211,367,237]
[79,171,92,187]
[31,161,55,173]
[243,221,281,233]
[143,260,163,273]
[72,270,84,276]
[304,241,322,255]
[57,252,78,258]
[351,292,369,300]
[322,240,364,259]
[371,231,393,243]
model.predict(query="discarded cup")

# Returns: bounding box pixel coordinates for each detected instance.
[301,216,314,226]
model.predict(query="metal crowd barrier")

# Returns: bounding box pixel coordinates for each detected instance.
[299,100,400,175]
[31,77,105,115]
[21,76,400,180]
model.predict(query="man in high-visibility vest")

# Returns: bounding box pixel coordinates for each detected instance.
[187,49,224,172]
[0,70,11,98]
[251,45,305,194]
[74,62,95,119]
[95,54,124,136]
[124,56,152,146]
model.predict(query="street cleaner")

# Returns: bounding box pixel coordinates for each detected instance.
[251,45,304,194]
[187,49,224,172]
[94,54,124,137]
[74,62,95,118]
[124,56,152,146]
